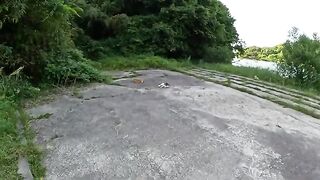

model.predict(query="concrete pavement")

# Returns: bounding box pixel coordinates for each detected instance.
[29,70,320,180]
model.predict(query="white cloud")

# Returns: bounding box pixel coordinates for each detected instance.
[219,0,320,47]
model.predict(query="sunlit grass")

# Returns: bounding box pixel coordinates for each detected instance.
[199,63,320,96]
[97,54,192,71]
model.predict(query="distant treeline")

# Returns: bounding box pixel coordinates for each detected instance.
[240,45,284,62]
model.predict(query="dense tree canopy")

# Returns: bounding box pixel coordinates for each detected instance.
[0,0,103,83]
[1,0,78,78]
[75,0,241,62]
[0,0,241,82]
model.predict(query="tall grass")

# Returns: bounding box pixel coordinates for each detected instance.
[200,63,319,95]
[97,54,192,71]
[0,98,21,179]
[0,70,44,179]
[200,63,287,83]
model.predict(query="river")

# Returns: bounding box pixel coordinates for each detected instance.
[232,58,278,71]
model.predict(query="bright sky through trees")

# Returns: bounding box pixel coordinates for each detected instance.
[220,0,320,47]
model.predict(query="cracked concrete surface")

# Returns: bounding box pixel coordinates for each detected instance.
[28,70,320,180]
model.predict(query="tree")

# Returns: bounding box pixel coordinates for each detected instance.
[280,27,320,87]
[75,0,240,63]
[0,0,102,83]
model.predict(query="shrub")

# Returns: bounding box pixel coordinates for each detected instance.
[280,28,320,87]
[0,44,13,66]
[75,32,110,60]
[0,0,82,79]
[0,68,39,100]
[203,46,234,63]
[43,49,105,85]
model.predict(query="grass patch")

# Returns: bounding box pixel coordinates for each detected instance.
[200,63,292,85]
[97,54,192,71]
[0,99,46,179]
[19,109,46,178]
[0,99,21,179]
[199,63,320,96]
[0,74,47,179]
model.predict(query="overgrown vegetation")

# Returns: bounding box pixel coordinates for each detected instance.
[0,0,103,84]
[279,27,320,89]
[0,68,45,178]
[75,0,242,63]
[1,0,241,83]
[0,98,20,179]
[98,54,192,71]
[240,44,284,62]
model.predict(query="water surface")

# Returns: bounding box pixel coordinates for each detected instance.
[232,58,277,71]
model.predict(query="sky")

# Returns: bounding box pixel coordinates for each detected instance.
[219,0,320,47]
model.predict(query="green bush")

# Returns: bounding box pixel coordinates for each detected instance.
[0,99,16,135]
[75,33,110,60]
[1,0,107,85]
[43,49,105,85]
[0,68,39,100]
[0,44,13,67]
[0,0,83,79]
[280,28,320,87]
[203,46,234,63]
